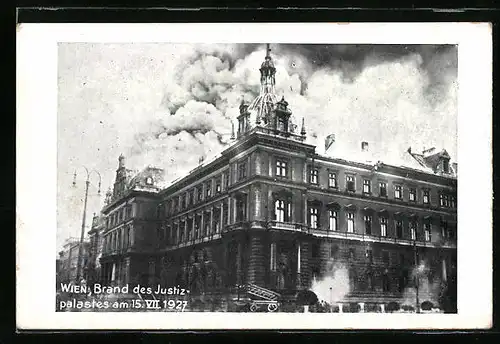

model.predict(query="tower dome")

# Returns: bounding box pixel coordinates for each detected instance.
[248,43,279,125]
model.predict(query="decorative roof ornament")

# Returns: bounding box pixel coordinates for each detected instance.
[104,187,112,205]
[301,117,307,136]
[230,121,235,140]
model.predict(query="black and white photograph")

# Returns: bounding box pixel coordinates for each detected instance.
[16,23,492,329]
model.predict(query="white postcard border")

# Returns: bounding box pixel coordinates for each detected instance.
[16,22,492,330]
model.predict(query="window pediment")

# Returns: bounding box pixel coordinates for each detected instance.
[273,189,293,199]
[344,204,357,211]
[307,199,322,206]
[326,202,341,210]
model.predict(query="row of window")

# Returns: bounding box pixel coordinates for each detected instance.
[161,207,230,246]
[306,206,454,241]
[103,226,131,254]
[165,171,229,216]
[310,167,456,208]
[323,244,428,269]
[273,159,456,208]
[106,205,132,229]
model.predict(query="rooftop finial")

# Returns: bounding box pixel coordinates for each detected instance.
[266,43,271,58]
[301,117,306,136]
[230,121,235,140]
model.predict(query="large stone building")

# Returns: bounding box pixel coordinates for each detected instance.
[98,157,165,287]
[95,45,457,312]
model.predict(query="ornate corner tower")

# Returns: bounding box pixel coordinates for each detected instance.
[247,44,279,127]
[236,44,306,142]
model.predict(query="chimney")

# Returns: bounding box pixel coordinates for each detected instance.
[325,134,336,154]
[361,141,373,163]
[361,141,369,152]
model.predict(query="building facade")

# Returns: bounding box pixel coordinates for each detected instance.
[58,238,90,284]
[85,213,106,285]
[96,45,457,311]
[98,158,165,287]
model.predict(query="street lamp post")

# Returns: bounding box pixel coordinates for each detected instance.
[329,286,333,312]
[73,166,101,283]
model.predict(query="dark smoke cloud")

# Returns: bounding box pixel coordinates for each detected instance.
[114,42,458,181]
[275,44,457,98]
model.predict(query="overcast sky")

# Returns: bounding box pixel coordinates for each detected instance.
[57,43,457,252]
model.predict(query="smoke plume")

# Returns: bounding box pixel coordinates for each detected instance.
[310,260,350,304]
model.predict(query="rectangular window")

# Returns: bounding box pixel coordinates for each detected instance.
[440,220,448,239]
[236,196,247,222]
[394,185,402,199]
[363,179,371,194]
[275,200,286,222]
[410,221,417,240]
[409,188,416,202]
[423,189,430,204]
[380,217,388,237]
[379,182,387,197]
[206,182,212,198]
[189,190,195,205]
[329,210,338,231]
[346,175,355,192]
[238,162,247,181]
[450,195,456,208]
[223,171,229,189]
[424,223,431,242]
[216,179,221,194]
[396,220,403,239]
[347,213,355,233]
[276,160,287,177]
[310,169,318,184]
[309,207,319,229]
[197,187,203,201]
[439,193,445,207]
[364,215,372,235]
[328,172,337,188]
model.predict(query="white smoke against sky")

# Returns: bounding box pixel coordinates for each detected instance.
[57,43,457,250]
[310,260,351,304]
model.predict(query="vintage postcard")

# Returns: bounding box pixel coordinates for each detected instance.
[16,22,492,329]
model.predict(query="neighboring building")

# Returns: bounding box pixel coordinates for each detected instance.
[97,45,457,311]
[58,237,90,284]
[99,156,165,287]
[56,252,64,286]
[86,213,106,285]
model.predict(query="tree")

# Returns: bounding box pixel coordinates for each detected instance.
[296,290,318,306]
